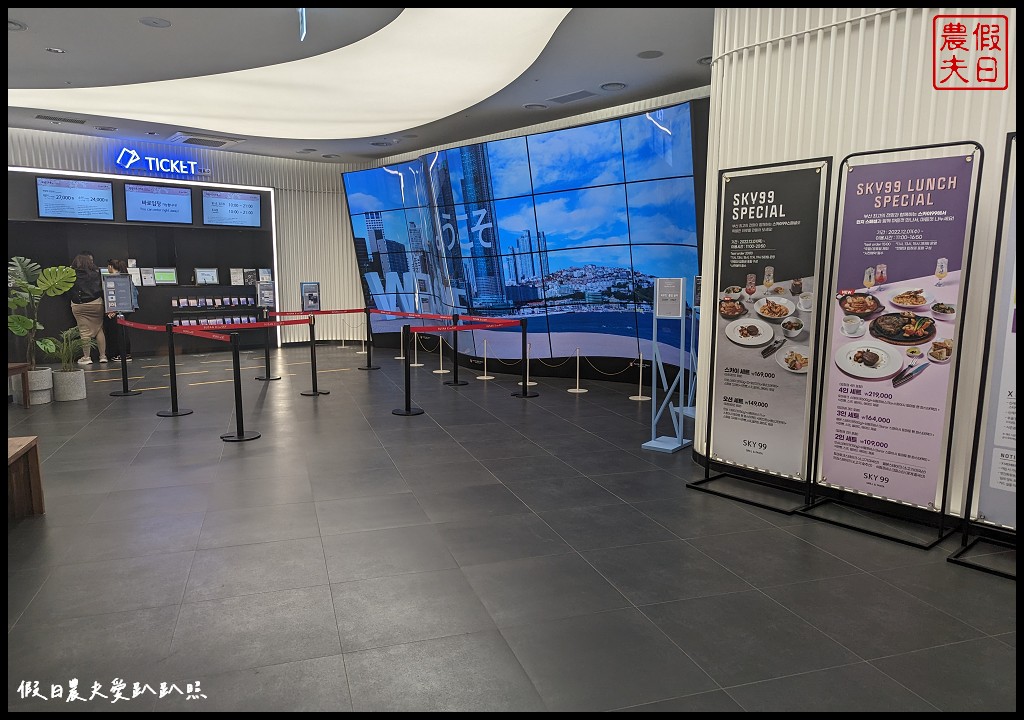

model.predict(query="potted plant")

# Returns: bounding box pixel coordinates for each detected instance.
[45,326,96,402]
[8,256,77,405]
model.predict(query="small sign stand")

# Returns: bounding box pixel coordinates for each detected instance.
[642,278,692,454]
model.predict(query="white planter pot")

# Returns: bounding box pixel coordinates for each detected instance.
[53,368,88,402]
[13,367,53,406]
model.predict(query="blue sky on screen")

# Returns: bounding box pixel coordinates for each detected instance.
[621,104,693,182]
[534,185,629,251]
[486,137,533,200]
[625,177,698,244]
[528,122,625,194]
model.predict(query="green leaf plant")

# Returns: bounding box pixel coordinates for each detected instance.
[8,256,77,369]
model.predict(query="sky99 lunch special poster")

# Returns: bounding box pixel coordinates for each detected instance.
[818,153,976,507]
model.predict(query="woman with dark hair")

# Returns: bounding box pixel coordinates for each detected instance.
[103,258,139,361]
[69,253,107,365]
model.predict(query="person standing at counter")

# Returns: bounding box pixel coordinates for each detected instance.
[103,258,138,361]
[69,253,107,365]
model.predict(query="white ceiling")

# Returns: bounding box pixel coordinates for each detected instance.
[8,8,716,166]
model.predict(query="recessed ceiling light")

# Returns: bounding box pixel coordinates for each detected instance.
[370,141,394,147]
[145,131,159,135]
[139,17,172,28]
[50,121,61,125]
[697,55,713,66]
[636,50,663,60]
[600,82,627,92]
[523,103,548,110]
[45,47,66,54]
[321,154,340,159]
[95,126,118,132]
[8,19,27,31]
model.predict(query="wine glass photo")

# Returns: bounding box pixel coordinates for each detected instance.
[934,257,948,286]
[874,263,887,292]
[744,273,758,303]
[862,266,876,293]
[762,266,775,295]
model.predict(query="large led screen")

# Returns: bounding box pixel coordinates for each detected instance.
[343,101,700,360]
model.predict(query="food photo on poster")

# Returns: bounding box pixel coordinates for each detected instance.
[819,152,977,508]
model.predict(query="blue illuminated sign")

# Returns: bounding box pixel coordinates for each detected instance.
[114,147,210,176]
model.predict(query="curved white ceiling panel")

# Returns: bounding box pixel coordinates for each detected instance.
[7,8,572,140]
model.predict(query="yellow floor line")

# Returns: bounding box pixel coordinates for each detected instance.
[199,359,234,364]
[317,368,352,373]
[134,386,170,392]
[142,363,170,368]
[93,376,145,383]
[284,361,311,366]
[84,368,121,374]
[164,370,209,376]
[188,379,234,386]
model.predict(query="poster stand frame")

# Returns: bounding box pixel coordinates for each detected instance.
[945,132,1016,579]
[642,279,690,454]
[801,140,985,550]
[689,156,832,515]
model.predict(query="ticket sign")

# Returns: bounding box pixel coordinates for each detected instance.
[103,275,135,314]
[655,278,684,318]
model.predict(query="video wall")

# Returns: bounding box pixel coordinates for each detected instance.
[342,101,703,360]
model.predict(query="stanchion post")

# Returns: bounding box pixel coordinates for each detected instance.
[568,347,588,393]
[221,332,261,442]
[157,323,193,417]
[477,338,494,380]
[512,318,539,398]
[301,315,329,396]
[629,352,651,401]
[256,306,281,381]
[359,308,380,370]
[110,317,141,397]
[444,313,468,386]
[393,325,425,416]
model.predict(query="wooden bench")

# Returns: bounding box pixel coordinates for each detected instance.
[9,436,45,520]
[8,363,31,409]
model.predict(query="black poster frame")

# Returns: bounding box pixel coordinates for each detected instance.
[690,156,833,515]
[801,140,984,549]
[947,131,1016,579]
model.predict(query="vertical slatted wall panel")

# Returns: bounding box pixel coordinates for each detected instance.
[696,8,1017,514]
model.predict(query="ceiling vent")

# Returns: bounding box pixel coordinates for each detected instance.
[35,114,85,124]
[166,132,244,149]
[546,90,598,104]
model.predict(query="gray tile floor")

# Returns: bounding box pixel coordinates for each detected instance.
[8,344,1017,712]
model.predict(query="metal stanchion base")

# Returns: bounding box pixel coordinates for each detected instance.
[517,381,539,386]
[392,407,425,416]
[255,375,282,381]
[432,369,451,374]
[301,390,331,396]
[567,388,589,393]
[358,366,381,371]
[444,380,469,386]
[221,430,262,442]
[355,350,367,355]
[476,375,495,380]
[157,409,194,417]
[512,390,539,398]
[629,395,652,401]
[394,356,406,360]
[110,390,142,397]
[410,363,425,368]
